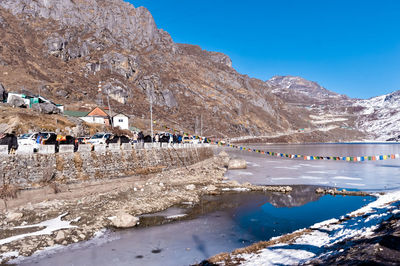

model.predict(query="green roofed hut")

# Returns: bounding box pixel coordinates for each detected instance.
[64,110,90,118]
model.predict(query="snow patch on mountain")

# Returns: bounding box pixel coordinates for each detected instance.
[354,91,400,140]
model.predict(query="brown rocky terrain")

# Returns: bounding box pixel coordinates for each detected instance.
[0,0,372,141]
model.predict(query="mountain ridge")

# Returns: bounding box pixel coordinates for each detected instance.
[0,0,396,141]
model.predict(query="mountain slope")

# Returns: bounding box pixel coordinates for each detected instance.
[0,0,318,139]
[0,0,393,141]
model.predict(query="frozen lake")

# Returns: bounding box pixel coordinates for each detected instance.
[17,189,373,266]
[224,143,400,191]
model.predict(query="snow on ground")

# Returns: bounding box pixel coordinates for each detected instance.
[333,176,362,181]
[237,190,400,266]
[7,229,109,265]
[166,214,187,219]
[309,115,348,125]
[0,213,78,246]
[0,251,20,262]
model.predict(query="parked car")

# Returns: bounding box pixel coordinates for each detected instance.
[18,132,57,150]
[18,133,39,146]
[87,132,112,145]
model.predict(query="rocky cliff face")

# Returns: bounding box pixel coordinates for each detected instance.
[267,76,350,106]
[0,0,392,141]
[0,0,175,52]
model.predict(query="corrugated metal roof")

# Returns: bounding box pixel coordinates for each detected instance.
[64,110,90,117]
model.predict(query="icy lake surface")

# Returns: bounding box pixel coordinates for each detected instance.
[18,190,373,266]
[16,143,399,265]
[225,143,400,191]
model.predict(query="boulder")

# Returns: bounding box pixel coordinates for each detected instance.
[31,102,60,114]
[0,83,6,101]
[55,231,65,242]
[8,96,26,108]
[56,89,69,98]
[206,185,217,191]
[218,151,230,167]
[228,159,247,170]
[6,212,23,221]
[161,89,177,108]
[111,212,139,228]
[218,151,229,157]
[185,184,196,191]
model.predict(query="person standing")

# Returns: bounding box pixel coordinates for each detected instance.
[133,132,138,143]
[9,131,18,154]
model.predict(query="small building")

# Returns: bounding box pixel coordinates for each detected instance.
[113,113,129,130]
[80,107,111,126]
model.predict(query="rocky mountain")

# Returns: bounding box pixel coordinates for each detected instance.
[268,76,400,141]
[353,91,400,140]
[267,76,349,106]
[0,0,395,141]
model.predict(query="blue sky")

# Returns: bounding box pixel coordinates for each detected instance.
[128,0,400,99]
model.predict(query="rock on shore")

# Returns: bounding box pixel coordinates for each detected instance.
[110,213,139,228]
[228,159,247,169]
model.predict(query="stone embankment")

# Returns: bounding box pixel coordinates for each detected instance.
[0,143,213,189]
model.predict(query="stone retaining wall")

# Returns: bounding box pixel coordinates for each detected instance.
[0,145,214,189]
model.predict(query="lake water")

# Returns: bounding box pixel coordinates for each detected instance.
[16,143,398,265]
[224,143,400,191]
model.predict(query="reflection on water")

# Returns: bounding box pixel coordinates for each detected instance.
[19,188,374,266]
[224,144,400,191]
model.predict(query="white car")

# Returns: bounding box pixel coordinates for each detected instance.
[18,133,39,146]
[18,132,56,150]
[87,132,112,145]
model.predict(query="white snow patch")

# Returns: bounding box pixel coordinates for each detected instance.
[333,176,362,181]
[0,213,77,246]
[240,246,315,266]
[166,214,187,219]
[299,164,324,168]
[221,188,251,192]
[274,166,300,170]
[234,171,254,176]
[300,176,323,180]
[270,177,295,181]
[0,251,19,260]
[345,183,366,187]
[307,171,329,174]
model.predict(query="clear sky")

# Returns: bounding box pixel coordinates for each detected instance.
[128,0,400,99]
